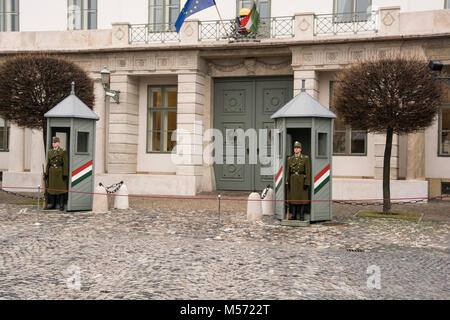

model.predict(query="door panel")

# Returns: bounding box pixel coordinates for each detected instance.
[214,81,253,190]
[214,77,292,191]
[254,80,293,191]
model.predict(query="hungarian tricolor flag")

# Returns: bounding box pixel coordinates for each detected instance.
[241,1,260,33]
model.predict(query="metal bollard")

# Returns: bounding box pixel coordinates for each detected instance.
[114,183,129,209]
[37,185,41,212]
[217,194,221,229]
[35,185,41,226]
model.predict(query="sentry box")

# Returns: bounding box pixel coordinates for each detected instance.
[271,80,336,224]
[44,83,99,211]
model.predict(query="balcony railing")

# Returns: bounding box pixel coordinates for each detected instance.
[199,16,294,41]
[314,11,378,35]
[128,12,379,44]
[129,23,180,43]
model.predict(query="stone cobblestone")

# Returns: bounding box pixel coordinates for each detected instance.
[0,203,448,299]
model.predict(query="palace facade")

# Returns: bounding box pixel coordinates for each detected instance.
[0,0,449,199]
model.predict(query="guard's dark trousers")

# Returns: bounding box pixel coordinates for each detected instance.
[58,194,65,211]
[46,195,55,210]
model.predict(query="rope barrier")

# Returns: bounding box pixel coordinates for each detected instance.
[1,185,449,204]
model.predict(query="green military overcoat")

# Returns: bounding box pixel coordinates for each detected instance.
[286,154,311,202]
[45,147,69,195]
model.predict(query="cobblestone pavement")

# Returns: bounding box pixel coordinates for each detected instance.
[0,203,448,300]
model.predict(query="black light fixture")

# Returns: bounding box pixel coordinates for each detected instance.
[428,60,443,72]
[100,66,120,104]
[429,60,450,85]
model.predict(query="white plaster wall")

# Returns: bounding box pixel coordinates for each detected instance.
[98,0,148,29]
[318,72,375,178]
[23,128,31,171]
[425,118,450,179]
[0,152,8,171]
[332,178,428,201]
[137,75,178,173]
[20,0,66,31]
[16,0,448,31]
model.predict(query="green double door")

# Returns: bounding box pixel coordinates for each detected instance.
[214,77,293,191]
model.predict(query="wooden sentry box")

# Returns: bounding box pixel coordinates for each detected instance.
[44,84,99,211]
[271,81,336,222]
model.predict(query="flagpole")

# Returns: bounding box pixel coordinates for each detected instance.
[214,3,229,38]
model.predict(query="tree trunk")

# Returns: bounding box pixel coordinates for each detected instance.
[383,128,393,214]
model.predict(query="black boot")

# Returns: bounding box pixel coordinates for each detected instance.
[58,194,65,211]
[299,204,305,221]
[46,194,55,210]
[291,205,297,220]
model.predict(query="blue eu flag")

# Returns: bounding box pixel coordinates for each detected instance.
[175,0,216,32]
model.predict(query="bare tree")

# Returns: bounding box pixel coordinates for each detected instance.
[0,54,94,147]
[333,57,443,214]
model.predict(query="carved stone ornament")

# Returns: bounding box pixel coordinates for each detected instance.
[209,57,291,75]
[115,27,125,40]
[382,12,395,26]
[244,58,256,75]
[184,24,194,37]
[299,18,310,32]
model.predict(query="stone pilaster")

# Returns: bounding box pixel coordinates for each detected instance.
[201,74,215,192]
[8,124,24,172]
[93,79,106,174]
[374,133,399,180]
[30,129,45,174]
[294,13,314,41]
[293,69,319,98]
[180,20,199,44]
[108,75,139,174]
[176,72,206,194]
[406,131,426,180]
[111,22,130,46]
[378,7,400,36]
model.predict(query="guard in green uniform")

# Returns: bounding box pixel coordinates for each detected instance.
[45,137,69,211]
[286,141,311,220]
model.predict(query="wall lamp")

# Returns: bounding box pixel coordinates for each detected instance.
[100,66,120,104]
[428,60,450,85]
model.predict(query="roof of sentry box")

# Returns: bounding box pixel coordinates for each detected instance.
[271,80,336,119]
[44,82,99,120]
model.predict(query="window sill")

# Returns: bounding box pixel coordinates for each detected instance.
[333,153,367,157]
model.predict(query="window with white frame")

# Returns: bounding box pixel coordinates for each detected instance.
[334,0,371,22]
[149,0,179,32]
[446,0,449,9]
[236,0,270,19]
[330,81,367,156]
[237,0,271,35]
[68,0,97,30]
[0,117,9,151]
[0,0,19,32]
[439,105,450,156]
[147,86,177,152]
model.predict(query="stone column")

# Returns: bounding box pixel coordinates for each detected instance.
[294,13,314,41]
[293,69,319,98]
[8,124,24,172]
[108,75,139,174]
[30,129,45,174]
[93,79,106,174]
[201,74,215,192]
[176,72,206,194]
[406,131,426,180]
